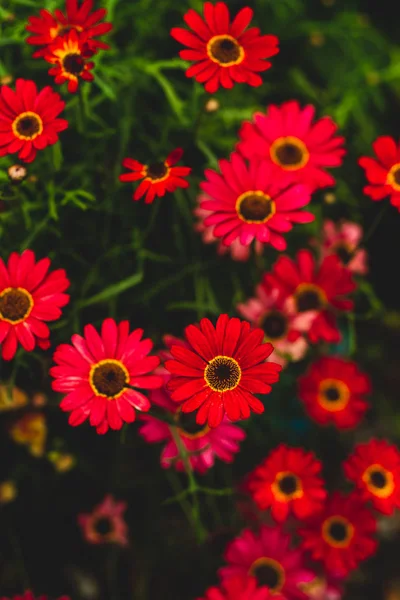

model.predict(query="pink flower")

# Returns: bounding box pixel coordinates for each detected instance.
[197,576,270,600]
[200,153,314,251]
[50,318,162,434]
[78,494,128,546]
[0,250,70,360]
[315,220,368,275]
[194,195,263,261]
[237,285,316,366]
[237,100,345,191]
[138,339,246,474]
[219,525,314,599]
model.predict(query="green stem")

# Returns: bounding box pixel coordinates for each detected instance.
[363,202,390,245]
[169,426,207,543]
[77,86,86,132]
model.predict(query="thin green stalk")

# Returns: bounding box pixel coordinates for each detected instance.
[169,426,207,543]
[363,202,390,245]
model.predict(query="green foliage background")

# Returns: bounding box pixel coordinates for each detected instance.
[1,0,400,598]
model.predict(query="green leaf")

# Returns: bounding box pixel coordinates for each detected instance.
[78,271,143,307]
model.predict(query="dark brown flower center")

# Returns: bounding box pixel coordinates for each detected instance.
[237,192,274,223]
[369,469,387,489]
[262,311,288,339]
[295,285,325,312]
[278,474,298,495]
[15,115,41,137]
[335,244,353,265]
[328,520,348,542]
[63,53,84,75]
[274,142,304,166]
[204,355,241,392]
[94,516,113,535]
[393,167,400,185]
[146,162,168,180]
[252,562,283,592]
[209,35,242,64]
[0,288,33,323]
[323,386,340,402]
[91,361,128,398]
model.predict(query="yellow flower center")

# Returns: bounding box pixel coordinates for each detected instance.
[249,557,285,594]
[204,355,241,392]
[0,287,34,324]
[318,379,350,412]
[12,112,43,141]
[207,34,245,67]
[271,471,303,502]
[294,283,327,313]
[89,359,129,399]
[322,515,354,548]
[236,190,276,224]
[362,464,395,498]
[270,136,310,171]
[387,163,400,191]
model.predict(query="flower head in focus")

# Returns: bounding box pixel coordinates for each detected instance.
[171,3,279,93]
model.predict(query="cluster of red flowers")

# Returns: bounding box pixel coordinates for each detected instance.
[1,1,399,599]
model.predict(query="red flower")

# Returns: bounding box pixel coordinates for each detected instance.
[198,576,270,600]
[343,439,400,515]
[263,250,356,343]
[164,314,282,428]
[0,593,69,600]
[171,3,279,93]
[247,445,326,522]
[0,250,70,361]
[200,153,314,252]
[50,318,163,434]
[299,492,377,577]
[237,100,345,191]
[44,30,95,93]
[358,136,400,210]
[298,356,370,429]
[26,0,112,58]
[0,79,68,163]
[220,525,314,599]
[119,148,191,204]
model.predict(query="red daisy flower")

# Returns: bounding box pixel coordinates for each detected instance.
[0,79,68,163]
[164,314,282,429]
[50,318,163,434]
[26,0,112,58]
[358,136,400,210]
[170,3,279,94]
[237,100,345,191]
[44,30,95,93]
[119,148,191,204]
[219,525,314,599]
[138,340,245,474]
[198,576,270,600]
[200,153,314,252]
[263,250,356,343]
[299,492,377,577]
[0,593,70,600]
[0,250,70,361]
[343,439,400,515]
[298,356,371,429]
[78,494,128,546]
[247,444,326,522]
